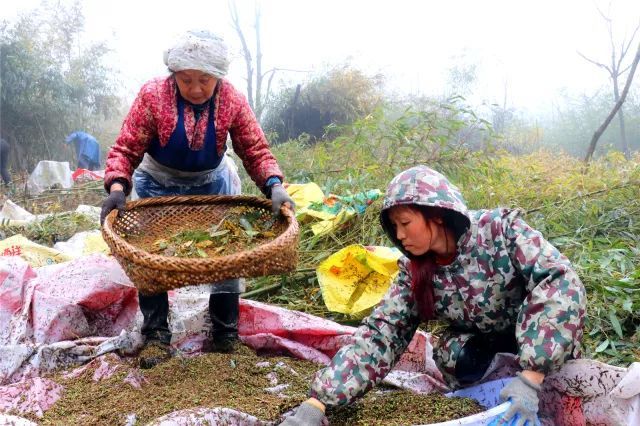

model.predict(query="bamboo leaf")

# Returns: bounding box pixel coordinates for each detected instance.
[595,339,609,353]
[609,311,624,339]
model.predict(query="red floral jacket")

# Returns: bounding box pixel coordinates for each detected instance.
[104,76,283,194]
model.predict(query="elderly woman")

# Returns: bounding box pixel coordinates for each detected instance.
[101,30,294,367]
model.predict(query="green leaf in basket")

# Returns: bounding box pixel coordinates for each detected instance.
[239,216,254,232]
[263,219,275,229]
[209,216,227,234]
[209,229,230,238]
[153,239,169,250]
[244,230,259,239]
[196,248,208,258]
[242,209,263,223]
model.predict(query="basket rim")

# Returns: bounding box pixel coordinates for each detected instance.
[102,194,298,272]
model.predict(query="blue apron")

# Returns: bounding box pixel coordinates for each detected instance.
[147,94,222,172]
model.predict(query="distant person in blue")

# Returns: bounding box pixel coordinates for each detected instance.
[0,138,11,185]
[65,131,101,171]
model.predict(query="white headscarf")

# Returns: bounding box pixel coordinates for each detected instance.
[163,30,230,78]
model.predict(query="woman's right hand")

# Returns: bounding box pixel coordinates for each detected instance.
[100,183,126,225]
[279,398,326,426]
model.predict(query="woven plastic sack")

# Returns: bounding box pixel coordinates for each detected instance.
[26,161,73,195]
[0,235,72,267]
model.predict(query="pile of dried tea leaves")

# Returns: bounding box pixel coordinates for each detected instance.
[130,206,277,258]
[37,346,486,426]
[327,389,484,425]
[40,346,313,425]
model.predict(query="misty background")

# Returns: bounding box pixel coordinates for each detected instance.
[1,0,640,171]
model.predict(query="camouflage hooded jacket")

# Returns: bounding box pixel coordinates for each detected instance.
[104,76,283,195]
[309,166,586,407]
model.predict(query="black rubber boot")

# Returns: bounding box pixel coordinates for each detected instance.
[206,293,240,353]
[137,292,173,368]
[138,292,172,345]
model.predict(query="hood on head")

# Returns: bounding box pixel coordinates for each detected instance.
[380,166,471,256]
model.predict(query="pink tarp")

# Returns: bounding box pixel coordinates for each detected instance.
[0,255,137,347]
[0,254,638,425]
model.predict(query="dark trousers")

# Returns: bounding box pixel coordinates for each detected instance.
[455,331,518,384]
[0,139,10,185]
[139,292,240,344]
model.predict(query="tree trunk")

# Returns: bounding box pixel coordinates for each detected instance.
[287,84,301,140]
[230,1,254,110]
[584,42,640,163]
[612,77,630,159]
[617,106,629,159]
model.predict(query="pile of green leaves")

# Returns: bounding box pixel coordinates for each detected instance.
[0,212,99,246]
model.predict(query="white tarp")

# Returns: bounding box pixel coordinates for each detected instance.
[0,200,100,227]
[26,161,73,195]
[0,200,35,223]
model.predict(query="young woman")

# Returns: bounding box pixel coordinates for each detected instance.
[282,165,585,426]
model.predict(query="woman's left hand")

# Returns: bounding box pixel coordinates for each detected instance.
[270,185,295,215]
[498,371,542,425]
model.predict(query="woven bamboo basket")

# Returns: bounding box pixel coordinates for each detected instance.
[102,195,299,295]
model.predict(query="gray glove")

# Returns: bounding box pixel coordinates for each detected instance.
[100,190,126,225]
[270,184,295,215]
[498,372,541,426]
[279,401,324,426]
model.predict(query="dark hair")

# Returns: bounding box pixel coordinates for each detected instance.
[409,252,438,320]
[404,206,455,321]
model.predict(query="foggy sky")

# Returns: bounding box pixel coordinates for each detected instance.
[2,0,640,116]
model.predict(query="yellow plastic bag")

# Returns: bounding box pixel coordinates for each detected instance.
[53,230,110,257]
[83,232,110,255]
[310,210,355,236]
[286,182,325,219]
[0,235,72,267]
[317,245,402,318]
[286,183,381,236]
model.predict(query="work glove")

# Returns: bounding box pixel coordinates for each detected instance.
[100,190,126,225]
[270,184,295,216]
[279,401,325,426]
[498,372,541,426]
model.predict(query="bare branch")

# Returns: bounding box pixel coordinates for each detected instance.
[619,62,632,75]
[608,18,616,72]
[595,2,611,24]
[229,0,254,109]
[584,41,640,163]
[260,67,312,79]
[264,68,277,106]
[578,51,613,76]
[618,22,640,70]
[254,1,263,118]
